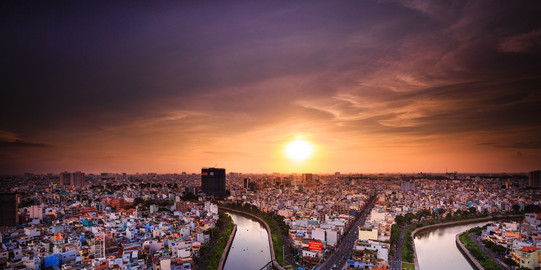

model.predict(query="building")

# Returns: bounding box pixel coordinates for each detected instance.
[109,198,130,209]
[302,173,313,186]
[350,248,379,269]
[512,246,541,269]
[176,200,189,213]
[201,168,226,198]
[94,236,105,259]
[60,171,70,186]
[302,250,320,266]
[401,180,415,192]
[528,170,541,188]
[359,227,378,241]
[350,240,390,269]
[0,193,18,227]
[29,205,43,220]
[70,171,85,187]
[60,171,85,187]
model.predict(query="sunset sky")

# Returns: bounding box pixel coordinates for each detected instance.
[2,1,541,174]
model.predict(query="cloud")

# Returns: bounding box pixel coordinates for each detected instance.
[0,130,51,148]
[477,142,541,150]
[1,1,541,173]
[498,29,541,54]
[0,140,50,148]
[0,130,18,142]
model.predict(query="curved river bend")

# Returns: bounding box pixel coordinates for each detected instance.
[414,221,490,270]
[224,212,271,270]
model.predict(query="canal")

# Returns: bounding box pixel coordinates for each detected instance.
[414,221,490,270]
[224,212,271,270]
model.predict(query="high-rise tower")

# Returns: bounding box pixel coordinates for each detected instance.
[201,168,226,198]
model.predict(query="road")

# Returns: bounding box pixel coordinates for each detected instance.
[470,234,510,270]
[389,225,405,270]
[317,194,378,270]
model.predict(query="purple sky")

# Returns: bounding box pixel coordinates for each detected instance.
[1,1,541,174]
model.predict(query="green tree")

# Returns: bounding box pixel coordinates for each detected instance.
[395,215,405,226]
[524,204,541,213]
[503,258,517,266]
[390,224,400,246]
[182,192,197,201]
[437,208,446,216]
[404,213,416,224]
[134,197,144,205]
[416,209,431,219]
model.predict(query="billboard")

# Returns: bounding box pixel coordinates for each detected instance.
[308,240,322,251]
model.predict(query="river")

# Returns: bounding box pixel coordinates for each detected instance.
[414,221,490,270]
[224,212,271,270]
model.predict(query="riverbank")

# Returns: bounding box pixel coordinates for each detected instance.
[405,215,522,270]
[200,211,235,270]
[457,224,514,270]
[411,216,493,269]
[219,206,287,270]
[456,234,485,270]
[217,224,237,270]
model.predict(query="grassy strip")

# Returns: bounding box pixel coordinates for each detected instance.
[201,211,235,270]
[389,224,399,256]
[401,223,420,263]
[458,227,502,270]
[402,262,415,270]
[222,203,290,266]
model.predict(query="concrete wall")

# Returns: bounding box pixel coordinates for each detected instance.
[455,234,484,270]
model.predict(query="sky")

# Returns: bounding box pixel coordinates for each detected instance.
[2,1,541,174]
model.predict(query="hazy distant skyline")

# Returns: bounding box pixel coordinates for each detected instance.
[2,1,541,174]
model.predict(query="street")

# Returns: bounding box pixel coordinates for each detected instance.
[389,225,405,270]
[317,194,378,270]
[470,234,511,270]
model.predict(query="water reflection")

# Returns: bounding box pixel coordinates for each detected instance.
[224,212,271,270]
[414,221,490,270]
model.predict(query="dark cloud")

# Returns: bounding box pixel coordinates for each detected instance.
[0,140,49,148]
[499,29,541,54]
[477,142,541,150]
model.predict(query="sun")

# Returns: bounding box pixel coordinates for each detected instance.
[285,140,314,161]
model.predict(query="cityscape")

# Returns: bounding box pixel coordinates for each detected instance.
[2,1,541,270]
[1,171,541,270]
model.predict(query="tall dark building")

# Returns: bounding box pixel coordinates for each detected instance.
[0,193,18,227]
[201,168,226,198]
[70,171,85,187]
[60,171,85,187]
[302,173,313,186]
[528,170,541,188]
[60,171,70,186]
